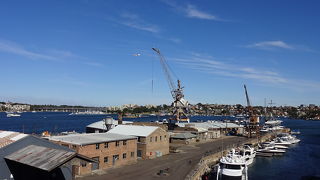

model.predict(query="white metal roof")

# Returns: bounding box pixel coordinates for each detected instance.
[48,132,136,145]
[108,125,159,137]
[177,121,243,130]
[0,130,28,148]
[86,119,133,130]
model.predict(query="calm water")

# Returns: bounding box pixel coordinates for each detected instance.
[0,112,232,134]
[0,112,319,179]
[248,118,320,180]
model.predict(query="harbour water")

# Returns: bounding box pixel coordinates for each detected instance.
[248,119,320,179]
[0,112,319,179]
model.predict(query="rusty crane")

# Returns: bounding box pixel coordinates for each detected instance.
[152,48,189,124]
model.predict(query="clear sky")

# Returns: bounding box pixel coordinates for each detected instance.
[1,0,320,106]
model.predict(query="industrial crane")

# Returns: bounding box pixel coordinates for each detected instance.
[152,48,189,123]
[244,84,259,138]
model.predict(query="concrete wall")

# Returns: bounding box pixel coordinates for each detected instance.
[207,130,220,139]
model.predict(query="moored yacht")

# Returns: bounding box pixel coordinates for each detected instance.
[216,149,248,180]
[240,144,256,166]
[257,141,286,156]
[277,133,301,144]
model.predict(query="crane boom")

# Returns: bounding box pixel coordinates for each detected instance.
[152,48,177,99]
[152,48,189,123]
[244,84,251,107]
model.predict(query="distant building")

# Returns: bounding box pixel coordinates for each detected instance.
[108,125,169,159]
[0,131,94,180]
[48,132,137,175]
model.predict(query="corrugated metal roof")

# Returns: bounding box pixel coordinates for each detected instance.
[5,145,75,171]
[86,119,133,130]
[0,130,28,148]
[177,121,243,130]
[108,125,159,137]
[48,132,136,145]
[171,133,197,139]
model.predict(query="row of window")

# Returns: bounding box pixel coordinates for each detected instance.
[103,152,135,163]
[96,140,127,149]
[150,135,167,142]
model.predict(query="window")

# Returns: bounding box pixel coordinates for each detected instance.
[150,137,152,142]
[96,143,100,149]
[81,162,87,167]
[104,157,108,163]
[123,153,127,159]
[104,142,109,148]
[123,140,127,145]
[116,141,120,146]
[160,136,162,141]
[155,136,158,142]
[138,137,141,142]
[72,145,77,149]
[164,135,167,140]
[113,155,119,161]
[131,152,134,157]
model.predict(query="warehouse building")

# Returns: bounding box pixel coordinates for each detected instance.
[108,125,169,159]
[48,132,137,175]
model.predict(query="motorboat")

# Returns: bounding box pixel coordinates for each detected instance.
[240,144,256,166]
[6,112,21,117]
[216,149,248,180]
[274,137,292,146]
[277,133,300,144]
[257,141,286,156]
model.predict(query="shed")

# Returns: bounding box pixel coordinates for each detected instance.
[0,132,95,180]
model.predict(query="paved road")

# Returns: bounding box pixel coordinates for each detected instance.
[79,136,248,180]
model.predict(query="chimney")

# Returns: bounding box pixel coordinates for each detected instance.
[118,113,123,125]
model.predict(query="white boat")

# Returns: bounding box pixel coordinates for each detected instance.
[277,133,301,144]
[240,144,256,166]
[274,145,289,149]
[274,137,292,146]
[6,112,21,117]
[257,141,286,156]
[265,120,282,126]
[216,149,248,180]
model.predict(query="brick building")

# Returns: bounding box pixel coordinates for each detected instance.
[48,133,137,176]
[108,125,169,159]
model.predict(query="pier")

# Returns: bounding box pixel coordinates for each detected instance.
[78,133,274,180]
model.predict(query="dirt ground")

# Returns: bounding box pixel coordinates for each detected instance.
[78,136,248,180]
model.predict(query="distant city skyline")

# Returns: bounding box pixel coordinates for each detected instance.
[1,0,320,106]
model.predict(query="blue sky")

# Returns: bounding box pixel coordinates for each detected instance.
[1,0,320,106]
